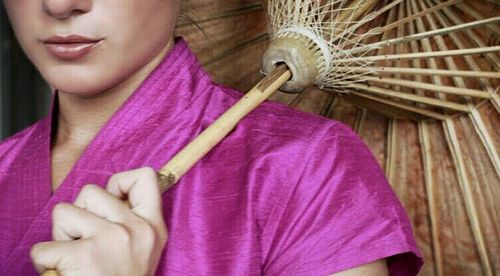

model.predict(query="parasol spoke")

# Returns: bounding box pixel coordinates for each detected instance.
[338,46,500,63]
[347,16,500,56]
[352,83,470,112]
[364,77,491,99]
[336,67,500,79]
[351,91,447,120]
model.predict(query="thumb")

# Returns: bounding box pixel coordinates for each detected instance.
[106,167,164,227]
[30,240,79,274]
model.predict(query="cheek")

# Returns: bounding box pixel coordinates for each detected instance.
[39,21,175,94]
[4,1,37,47]
[109,1,177,48]
[5,0,179,95]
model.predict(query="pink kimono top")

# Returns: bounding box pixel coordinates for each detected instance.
[0,39,423,275]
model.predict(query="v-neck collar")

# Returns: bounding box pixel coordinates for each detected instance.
[49,38,210,196]
[2,38,214,272]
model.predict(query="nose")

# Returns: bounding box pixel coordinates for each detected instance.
[42,0,92,20]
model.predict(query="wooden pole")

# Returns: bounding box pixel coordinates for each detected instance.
[157,65,292,191]
[41,65,292,276]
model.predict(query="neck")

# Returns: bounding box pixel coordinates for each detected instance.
[53,38,174,148]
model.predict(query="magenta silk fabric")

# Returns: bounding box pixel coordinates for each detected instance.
[0,39,422,275]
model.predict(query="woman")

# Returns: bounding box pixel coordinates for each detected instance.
[0,0,423,275]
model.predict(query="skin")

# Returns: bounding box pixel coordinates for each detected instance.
[3,0,389,275]
[3,0,178,189]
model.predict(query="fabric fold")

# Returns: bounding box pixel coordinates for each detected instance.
[0,39,422,275]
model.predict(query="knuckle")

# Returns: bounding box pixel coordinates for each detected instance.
[80,183,100,196]
[30,243,43,259]
[108,172,123,184]
[76,184,102,205]
[30,242,51,264]
[77,184,102,203]
[138,166,157,179]
[51,203,71,221]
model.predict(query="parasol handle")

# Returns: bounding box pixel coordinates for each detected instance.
[40,64,292,276]
[157,64,292,192]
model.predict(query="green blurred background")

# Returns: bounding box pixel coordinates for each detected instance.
[0,6,51,140]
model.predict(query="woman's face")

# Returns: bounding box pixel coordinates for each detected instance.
[2,0,180,94]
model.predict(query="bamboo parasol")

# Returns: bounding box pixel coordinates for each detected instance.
[175,1,499,275]
[41,1,499,275]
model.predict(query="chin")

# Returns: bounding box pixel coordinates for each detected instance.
[42,66,124,95]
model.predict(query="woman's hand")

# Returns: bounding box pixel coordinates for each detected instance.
[30,167,168,276]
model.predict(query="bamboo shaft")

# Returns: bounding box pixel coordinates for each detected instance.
[338,67,500,79]
[41,66,292,276]
[363,76,491,99]
[157,65,292,192]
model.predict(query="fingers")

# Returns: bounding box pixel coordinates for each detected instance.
[33,167,167,275]
[106,167,164,226]
[73,184,136,225]
[30,240,79,274]
[52,203,108,241]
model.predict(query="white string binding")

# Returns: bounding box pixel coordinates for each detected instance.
[276,27,333,78]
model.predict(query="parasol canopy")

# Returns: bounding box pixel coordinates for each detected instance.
[176,0,499,275]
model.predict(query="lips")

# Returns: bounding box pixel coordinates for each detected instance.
[43,35,103,60]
